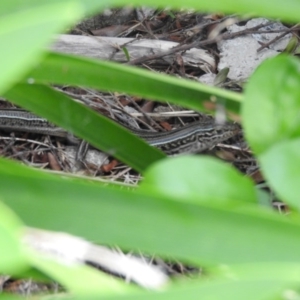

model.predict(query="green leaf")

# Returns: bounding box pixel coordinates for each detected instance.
[140,156,257,205]
[70,279,297,300]
[214,262,300,282]
[122,47,130,62]
[2,158,300,265]
[0,0,119,94]
[0,295,29,300]
[283,36,298,54]
[243,55,300,155]
[114,0,300,23]
[27,52,242,112]
[0,0,106,16]
[4,83,165,173]
[0,1,82,94]
[0,200,28,274]
[259,139,300,210]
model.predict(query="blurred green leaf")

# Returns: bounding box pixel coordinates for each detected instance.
[3,0,300,298]
[2,158,300,266]
[140,156,257,205]
[0,201,28,274]
[259,139,300,210]
[0,295,27,300]
[4,83,164,173]
[27,52,242,112]
[214,262,300,281]
[122,47,130,62]
[0,0,120,94]
[71,279,297,300]
[0,1,81,94]
[243,55,300,155]
[0,0,106,16]
[115,0,300,23]
[283,36,298,54]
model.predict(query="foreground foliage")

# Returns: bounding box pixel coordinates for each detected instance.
[1,0,300,299]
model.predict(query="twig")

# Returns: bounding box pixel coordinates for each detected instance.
[126,21,276,66]
[257,24,300,52]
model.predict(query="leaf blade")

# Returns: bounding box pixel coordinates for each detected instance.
[2,158,300,265]
[4,83,165,173]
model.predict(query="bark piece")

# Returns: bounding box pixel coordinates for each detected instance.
[51,34,215,72]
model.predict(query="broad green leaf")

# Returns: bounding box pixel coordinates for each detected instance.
[113,0,300,23]
[0,296,27,300]
[71,279,297,300]
[27,52,242,112]
[2,2,300,299]
[0,201,28,273]
[259,139,300,210]
[0,0,106,17]
[2,158,300,265]
[4,83,165,173]
[0,0,114,94]
[214,262,300,282]
[243,55,300,155]
[140,156,257,205]
[0,1,81,94]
